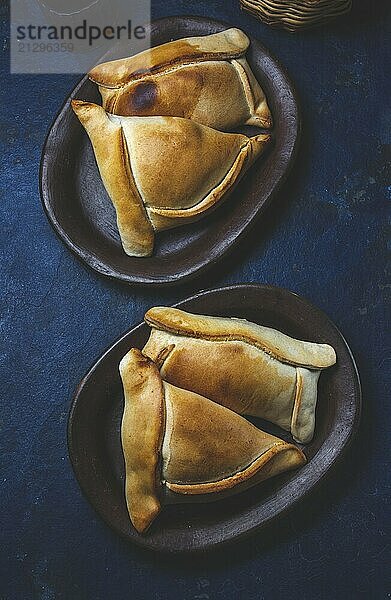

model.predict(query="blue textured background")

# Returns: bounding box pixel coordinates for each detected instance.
[1,0,390,597]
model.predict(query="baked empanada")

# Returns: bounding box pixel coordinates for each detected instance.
[89,28,272,131]
[71,100,270,257]
[143,308,337,444]
[120,348,306,533]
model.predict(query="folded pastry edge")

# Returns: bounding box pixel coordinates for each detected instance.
[165,441,306,495]
[144,307,337,369]
[231,57,273,129]
[88,28,250,88]
[119,348,165,533]
[291,367,321,444]
[71,100,155,257]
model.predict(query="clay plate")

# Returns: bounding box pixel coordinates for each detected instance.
[40,16,300,285]
[68,284,361,552]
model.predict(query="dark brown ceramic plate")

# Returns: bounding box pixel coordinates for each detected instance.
[68,284,361,552]
[40,16,300,285]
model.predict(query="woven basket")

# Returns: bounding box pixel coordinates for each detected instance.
[240,0,352,31]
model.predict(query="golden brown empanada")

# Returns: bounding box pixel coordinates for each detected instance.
[143,308,337,444]
[71,100,270,257]
[89,28,272,131]
[120,348,306,533]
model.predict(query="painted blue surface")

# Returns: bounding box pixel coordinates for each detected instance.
[1,0,390,597]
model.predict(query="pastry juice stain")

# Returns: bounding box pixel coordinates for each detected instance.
[130,81,158,110]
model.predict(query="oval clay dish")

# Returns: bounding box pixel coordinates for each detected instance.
[68,285,361,553]
[40,17,300,285]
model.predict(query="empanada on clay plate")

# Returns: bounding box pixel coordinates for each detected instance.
[143,307,337,444]
[71,100,270,257]
[120,348,306,533]
[89,28,272,131]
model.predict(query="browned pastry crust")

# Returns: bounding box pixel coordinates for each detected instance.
[119,349,165,534]
[71,100,154,257]
[72,100,270,256]
[90,28,250,86]
[119,349,306,533]
[143,307,337,444]
[144,307,336,368]
[88,28,272,131]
